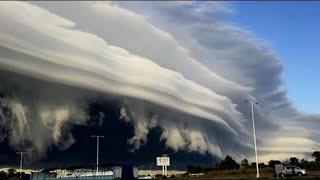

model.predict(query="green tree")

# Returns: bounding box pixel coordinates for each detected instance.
[216,155,240,170]
[312,151,320,162]
[250,162,255,169]
[290,157,299,166]
[268,160,281,168]
[258,163,267,168]
[241,159,249,169]
[7,169,15,176]
[300,159,309,169]
[0,171,7,179]
[186,165,203,173]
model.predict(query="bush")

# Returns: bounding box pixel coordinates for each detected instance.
[216,155,240,170]
[186,165,203,173]
[240,167,248,174]
[268,160,281,168]
[0,171,7,179]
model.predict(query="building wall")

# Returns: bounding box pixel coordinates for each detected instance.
[138,169,187,177]
[31,172,114,180]
[32,176,114,180]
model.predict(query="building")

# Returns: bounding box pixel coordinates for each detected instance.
[31,163,136,180]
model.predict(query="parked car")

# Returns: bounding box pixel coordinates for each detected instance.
[280,166,307,177]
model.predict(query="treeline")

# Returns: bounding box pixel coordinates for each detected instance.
[289,151,320,170]
[187,151,320,173]
[0,168,28,180]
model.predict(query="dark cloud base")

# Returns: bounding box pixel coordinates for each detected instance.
[0,104,217,169]
[0,70,218,169]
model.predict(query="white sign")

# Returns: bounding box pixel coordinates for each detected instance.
[275,164,284,175]
[156,157,170,166]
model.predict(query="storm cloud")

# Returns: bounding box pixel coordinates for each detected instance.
[0,1,319,164]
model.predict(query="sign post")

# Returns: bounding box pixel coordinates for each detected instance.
[156,156,170,177]
[275,164,284,179]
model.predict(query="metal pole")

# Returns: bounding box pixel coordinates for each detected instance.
[250,100,260,178]
[96,136,99,174]
[149,163,152,176]
[91,135,104,175]
[20,153,22,176]
[16,152,27,179]
[162,166,164,176]
[165,165,167,177]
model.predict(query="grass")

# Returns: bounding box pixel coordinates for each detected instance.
[155,169,320,180]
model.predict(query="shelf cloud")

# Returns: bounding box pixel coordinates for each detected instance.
[0,1,319,163]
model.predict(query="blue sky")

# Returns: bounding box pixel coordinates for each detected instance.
[229,2,320,113]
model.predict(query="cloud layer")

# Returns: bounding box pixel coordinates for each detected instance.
[0,1,319,163]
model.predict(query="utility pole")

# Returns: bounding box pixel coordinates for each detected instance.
[149,162,152,177]
[16,152,28,179]
[246,100,260,178]
[91,135,104,174]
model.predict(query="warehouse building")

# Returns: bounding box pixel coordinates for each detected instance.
[31,163,136,180]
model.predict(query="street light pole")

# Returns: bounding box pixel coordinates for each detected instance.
[91,135,104,174]
[16,152,27,178]
[247,100,260,178]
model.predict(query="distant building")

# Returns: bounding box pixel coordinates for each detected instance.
[31,170,114,180]
[31,163,136,180]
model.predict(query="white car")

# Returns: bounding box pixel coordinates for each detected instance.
[281,166,307,177]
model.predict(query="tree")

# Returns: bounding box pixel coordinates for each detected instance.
[241,159,249,169]
[295,158,320,170]
[290,157,299,166]
[268,160,281,168]
[258,163,267,168]
[249,162,258,169]
[300,159,309,169]
[7,169,15,176]
[0,171,7,179]
[186,165,203,173]
[312,151,320,162]
[216,155,240,170]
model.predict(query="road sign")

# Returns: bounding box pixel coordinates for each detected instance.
[156,157,170,166]
[275,164,284,178]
